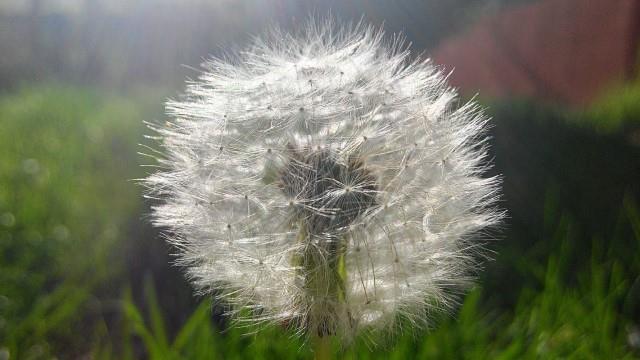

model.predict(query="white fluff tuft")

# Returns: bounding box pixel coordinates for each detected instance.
[143,19,503,342]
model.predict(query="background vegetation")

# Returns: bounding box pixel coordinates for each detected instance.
[0,0,638,359]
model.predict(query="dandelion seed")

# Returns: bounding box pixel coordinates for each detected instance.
[144,19,503,344]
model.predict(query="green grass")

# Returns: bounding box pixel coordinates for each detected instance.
[0,85,165,358]
[0,84,638,359]
[583,81,640,134]
[113,200,639,359]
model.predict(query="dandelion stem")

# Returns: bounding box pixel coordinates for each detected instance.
[298,222,347,337]
[313,334,333,360]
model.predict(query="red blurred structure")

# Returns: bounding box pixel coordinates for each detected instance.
[433,0,640,106]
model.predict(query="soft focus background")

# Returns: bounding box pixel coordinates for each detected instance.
[1,0,639,358]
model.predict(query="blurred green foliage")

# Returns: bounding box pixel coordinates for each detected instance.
[110,196,639,359]
[0,84,639,359]
[0,86,163,357]
[584,80,640,135]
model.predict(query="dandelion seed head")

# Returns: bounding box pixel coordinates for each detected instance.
[144,18,503,342]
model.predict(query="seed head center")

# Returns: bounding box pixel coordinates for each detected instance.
[278,146,377,235]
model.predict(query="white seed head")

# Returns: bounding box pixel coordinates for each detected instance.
[144,19,503,342]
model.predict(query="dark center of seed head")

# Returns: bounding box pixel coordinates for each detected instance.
[278,145,377,235]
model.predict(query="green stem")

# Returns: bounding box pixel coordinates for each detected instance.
[294,222,345,359]
[313,334,332,360]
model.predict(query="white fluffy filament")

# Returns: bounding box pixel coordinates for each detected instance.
[144,19,503,342]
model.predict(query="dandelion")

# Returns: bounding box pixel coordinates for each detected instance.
[143,19,503,350]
